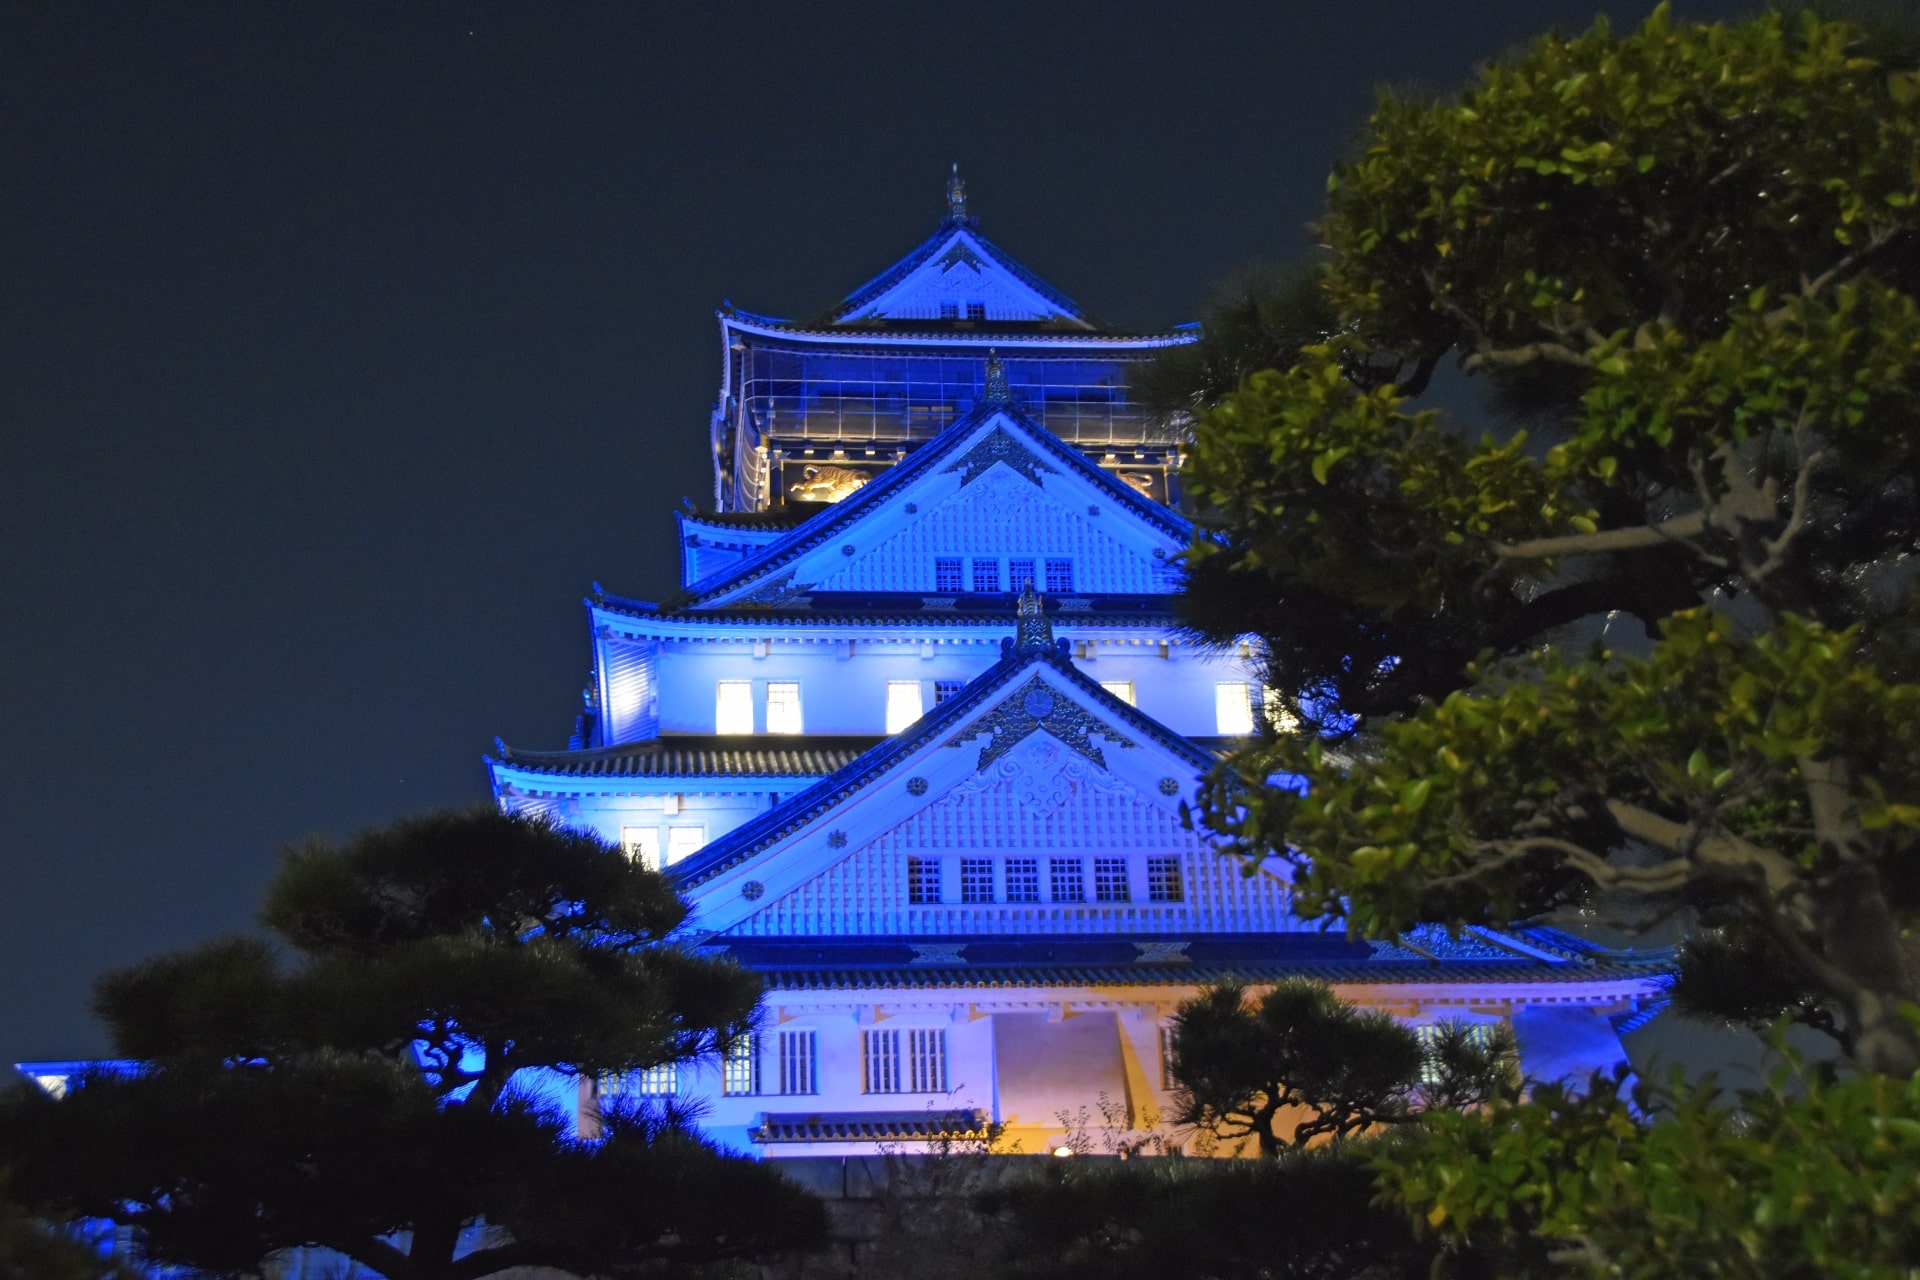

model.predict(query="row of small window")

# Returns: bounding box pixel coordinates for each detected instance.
[1150,1023,1501,1090]
[933,557,1074,595]
[715,679,1264,736]
[620,825,705,872]
[601,1029,945,1099]
[940,302,988,320]
[907,854,1184,905]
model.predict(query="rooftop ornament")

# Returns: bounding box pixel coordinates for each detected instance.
[983,348,1011,404]
[946,161,968,222]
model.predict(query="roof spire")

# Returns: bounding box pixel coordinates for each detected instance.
[1014,579,1054,651]
[983,348,1010,403]
[946,162,969,223]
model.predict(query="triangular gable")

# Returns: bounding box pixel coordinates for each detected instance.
[830,225,1092,327]
[687,404,1191,605]
[667,646,1244,935]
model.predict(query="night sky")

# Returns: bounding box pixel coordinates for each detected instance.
[3,2,1751,1071]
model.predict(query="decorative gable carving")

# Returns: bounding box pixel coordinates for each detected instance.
[953,676,1136,770]
[943,425,1058,487]
[846,232,1070,324]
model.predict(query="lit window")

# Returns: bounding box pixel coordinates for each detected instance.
[1008,557,1037,592]
[1147,855,1184,903]
[934,557,964,593]
[621,826,661,871]
[971,558,1001,593]
[1416,1022,1498,1085]
[1215,682,1255,735]
[966,302,985,321]
[1005,857,1040,903]
[723,1033,758,1096]
[604,1062,677,1097]
[1100,680,1136,706]
[717,680,754,734]
[666,826,705,865]
[934,679,964,704]
[1049,857,1085,903]
[1094,856,1131,903]
[886,680,925,733]
[777,1030,817,1095]
[908,856,942,905]
[961,857,994,904]
[1045,558,1074,593]
[766,681,802,734]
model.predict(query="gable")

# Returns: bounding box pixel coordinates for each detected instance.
[844,232,1072,324]
[693,410,1190,606]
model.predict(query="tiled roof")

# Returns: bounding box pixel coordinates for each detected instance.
[679,503,831,531]
[754,1109,990,1144]
[593,592,1182,631]
[722,313,1192,346]
[493,736,883,779]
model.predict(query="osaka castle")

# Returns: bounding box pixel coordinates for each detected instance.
[485,172,1670,1157]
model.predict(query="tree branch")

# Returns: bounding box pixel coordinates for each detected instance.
[1603,800,1802,894]
[1494,512,1707,561]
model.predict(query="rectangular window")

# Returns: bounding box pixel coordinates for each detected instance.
[1007,557,1037,593]
[971,558,1001,593]
[1216,682,1255,735]
[621,826,661,872]
[1005,857,1040,903]
[1158,1025,1178,1089]
[966,302,986,321]
[604,1062,677,1097]
[934,557,964,593]
[909,1028,947,1092]
[1094,856,1131,903]
[939,302,959,320]
[908,856,942,905]
[716,680,754,734]
[934,679,964,704]
[1415,1023,1497,1085]
[765,682,802,734]
[960,857,994,904]
[1100,680,1136,706]
[722,1033,758,1096]
[1044,558,1074,593]
[1049,857,1085,903]
[666,826,705,865]
[1147,855,1185,903]
[777,1030,817,1095]
[886,680,925,734]
[863,1029,901,1094]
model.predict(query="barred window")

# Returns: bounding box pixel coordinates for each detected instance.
[908,856,942,905]
[722,1033,758,1096]
[971,558,1001,593]
[909,1028,947,1092]
[863,1030,902,1093]
[777,1030,817,1095]
[934,679,965,704]
[1044,558,1074,593]
[1005,857,1040,903]
[1049,857,1085,903]
[863,1028,947,1093]
[1094,856,1131,903]
[1146,855,1184,903]
[934,557,964,593]
[1158,1025,1178,1089]
[940,302,959,319]
[765,681,802,735]
[1415,1022,1496,1085]
[966,302,986,321]
[604,1062,677,1097]
[1008,557,1037,593]
[960,857,994,904]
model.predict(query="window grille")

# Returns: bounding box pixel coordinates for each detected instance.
[777,1030,817,1095]
[934,679,964,704]
[1008,557,1037,593]
[765,681,802,734]
[1005,857,1040,903]
[1147,855,1184,903]
[966,302,985,320]
[908,856,942,905]
[1415,1022,1496,1085]
[960,857,994,904]
[970,558,1001,593]
[1158,1025,1178,1089]
[666,826,705,865]
[604,1062,676,1097]
[1044,558,1074,593]
[722,1033,758,1096]
[862,1030,901,1093]
[1215,682,1255,735]
[1049,857,1085,903]
[934,557,964,593]
[1094,856,1131,903]
[909,1029,947,1092]
[620,826,660,871]
[939,302,958,319]
[716,680,754,734]
[1099,680,1136,706]
[886,680,925,733]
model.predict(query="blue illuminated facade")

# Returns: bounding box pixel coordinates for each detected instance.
[478,174,1671,1157]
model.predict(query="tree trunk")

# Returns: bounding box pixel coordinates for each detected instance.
[1819,863,1920,1076]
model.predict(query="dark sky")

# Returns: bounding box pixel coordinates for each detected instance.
[2,1,1750,1069]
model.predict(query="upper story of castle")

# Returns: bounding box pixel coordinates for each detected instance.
[708,168,1197,513]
